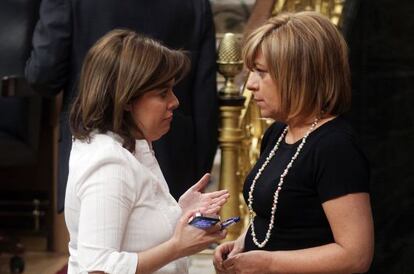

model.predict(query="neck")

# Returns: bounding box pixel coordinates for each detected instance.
[285,115,336,144]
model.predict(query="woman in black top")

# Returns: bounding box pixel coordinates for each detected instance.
[214,11,374,274]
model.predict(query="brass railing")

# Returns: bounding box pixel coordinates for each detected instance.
[217,0,347,240]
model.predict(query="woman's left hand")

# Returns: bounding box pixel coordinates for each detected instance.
[178,173,229,215]
[222,250,272,274]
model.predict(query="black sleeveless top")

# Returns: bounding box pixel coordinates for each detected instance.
[243,117,370,251]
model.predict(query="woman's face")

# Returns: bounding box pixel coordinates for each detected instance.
[246,51,280,120]
[129,80,179,142]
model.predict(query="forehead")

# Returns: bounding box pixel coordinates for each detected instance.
[155,78,175,89]
[253,50,268,68]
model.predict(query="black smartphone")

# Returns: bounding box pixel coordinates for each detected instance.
[188,215,220,229]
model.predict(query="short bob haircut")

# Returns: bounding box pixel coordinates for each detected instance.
[70,29,190,152]
[243,11,351,125]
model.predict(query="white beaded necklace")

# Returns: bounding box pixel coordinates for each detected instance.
[247,118,319,248]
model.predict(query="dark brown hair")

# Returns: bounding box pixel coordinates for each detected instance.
[70,29,190,151]
[243,11,351,124]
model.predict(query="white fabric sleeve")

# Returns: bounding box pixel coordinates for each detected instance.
[75,157,138,274]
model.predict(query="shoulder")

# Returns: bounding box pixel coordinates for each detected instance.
[71,132,139,175]
[312,117,362,152]
[310,117,369,174]
[69,132,144,193]
[73,132,128,157]
[310,117,370,201]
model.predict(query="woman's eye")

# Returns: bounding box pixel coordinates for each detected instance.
[159,89,168,98]
[253,69,266,78]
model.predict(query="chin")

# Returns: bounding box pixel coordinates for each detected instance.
[259,109,279,120]
[260,110,272,119]
[152,129,170,142]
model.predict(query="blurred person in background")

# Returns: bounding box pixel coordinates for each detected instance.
[25,0,218,213]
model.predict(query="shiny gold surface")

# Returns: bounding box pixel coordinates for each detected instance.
[216,33,245,240]
[271,0,346,26]
[217,33,243,97]
[218,105,245,240]
[217,33,242,64]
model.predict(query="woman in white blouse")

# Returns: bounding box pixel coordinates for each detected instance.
[64,29,229,274]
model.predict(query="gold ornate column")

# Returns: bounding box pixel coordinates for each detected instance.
[217,33,244,241]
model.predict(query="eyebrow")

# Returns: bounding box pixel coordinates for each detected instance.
[254,62,267,69]
[161,79,175,88]
[158,83,173,89]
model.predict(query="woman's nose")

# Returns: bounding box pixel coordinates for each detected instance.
[246,73,258,92]
[169,91,179,110]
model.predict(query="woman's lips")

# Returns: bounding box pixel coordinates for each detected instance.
[254,98,264,104]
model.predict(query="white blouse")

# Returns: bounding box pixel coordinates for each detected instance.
[64,132,188,274]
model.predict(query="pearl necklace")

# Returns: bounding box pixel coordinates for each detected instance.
[247,118,319,248]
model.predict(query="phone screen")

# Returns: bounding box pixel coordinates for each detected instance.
[188,216,220,229]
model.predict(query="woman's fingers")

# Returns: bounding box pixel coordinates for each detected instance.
[204,222,222,234]
[212,195,229,205]
[204,192,229,207]
[222,255,236,270]
[227,247,240,258]
[213,253,226,273]
[203,205,220,215]
[206,229,227,243]
[200,189,228,201]
[203,196,229,214]
[214,241,237,273]
[190,173,211,192]
[209,189,229,198]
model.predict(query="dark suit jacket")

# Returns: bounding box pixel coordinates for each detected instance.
[25,0,218,212]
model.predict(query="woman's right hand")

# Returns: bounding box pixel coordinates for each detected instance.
[171,210,226,258]
[213,234,245,273]
[178,173,229,215]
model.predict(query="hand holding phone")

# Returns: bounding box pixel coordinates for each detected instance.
[188,213,240,230]
[188,214,220,229]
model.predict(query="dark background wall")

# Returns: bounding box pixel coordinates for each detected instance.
[346,0,414,272]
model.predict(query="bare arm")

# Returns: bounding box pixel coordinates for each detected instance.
[270,193,374,273]
[244,0,277,38]
[224,193,374,274]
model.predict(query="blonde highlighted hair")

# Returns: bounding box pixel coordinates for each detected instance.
[243,11,351,124]
[70,29,190,152]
